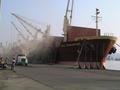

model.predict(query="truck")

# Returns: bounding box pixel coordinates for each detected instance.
[16,55,28,66]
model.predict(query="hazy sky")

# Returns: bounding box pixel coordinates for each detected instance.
[1,0,120,49]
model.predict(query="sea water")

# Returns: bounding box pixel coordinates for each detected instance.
[104,60,120,70]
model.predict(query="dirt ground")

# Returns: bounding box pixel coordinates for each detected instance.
[0,69,54,90]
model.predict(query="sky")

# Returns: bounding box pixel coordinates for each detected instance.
[0,0,120,51]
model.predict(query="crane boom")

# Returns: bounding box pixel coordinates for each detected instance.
[11,13,45,40]
[70,0,74,24]
[18,20,34,38]
[11,13,39,31]
[65,0,74,25]
[65,0,70,16]
[11,22,27,41]
[63,0,74,42]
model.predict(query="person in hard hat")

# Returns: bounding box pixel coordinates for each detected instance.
[11,57,16,71]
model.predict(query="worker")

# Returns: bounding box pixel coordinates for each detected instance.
[11,57,16,71]
[0,57,5,69]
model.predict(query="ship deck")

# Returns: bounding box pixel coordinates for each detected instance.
[75,36,117,41]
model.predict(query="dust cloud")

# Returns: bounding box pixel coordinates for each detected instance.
[1,29,63,64]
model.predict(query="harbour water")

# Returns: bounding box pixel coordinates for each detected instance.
[104,60,120,70]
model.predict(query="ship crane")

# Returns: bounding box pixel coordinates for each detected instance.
[63,0,74,42]
[11,13,44,40]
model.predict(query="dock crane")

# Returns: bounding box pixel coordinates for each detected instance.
[63,0,74,42]
[11,21,28,41]
[17,19,34,38]
[11,13,41,39]
[11,13,50,40]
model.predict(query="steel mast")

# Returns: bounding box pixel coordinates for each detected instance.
[96,8,100,36]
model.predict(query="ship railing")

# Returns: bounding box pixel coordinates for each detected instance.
[103,33,114,36]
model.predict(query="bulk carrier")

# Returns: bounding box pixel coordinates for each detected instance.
[56,0,117,69]
[57,26,117,69]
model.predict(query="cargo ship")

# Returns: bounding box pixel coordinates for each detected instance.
[57,26,117,69]
[56,0,117,69]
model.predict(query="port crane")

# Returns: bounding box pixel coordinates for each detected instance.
[11,13,41,40]
[11,21,31,55]
[11,21,28,41]
[63,0,74,42]
[11,13,50,40]
[16,19,34,38]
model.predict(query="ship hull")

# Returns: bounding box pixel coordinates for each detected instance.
[57,36,117,69]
